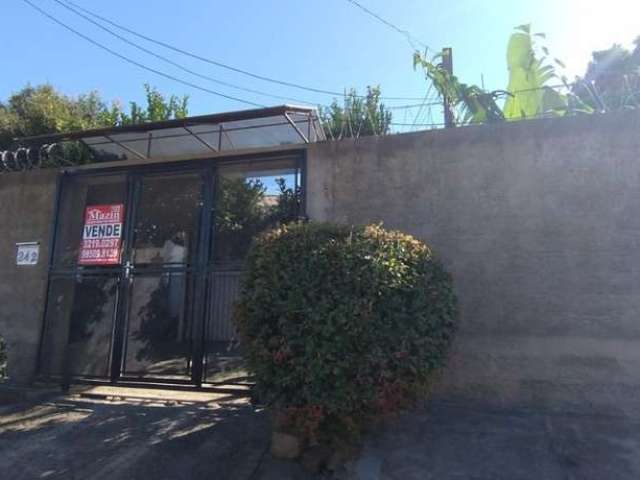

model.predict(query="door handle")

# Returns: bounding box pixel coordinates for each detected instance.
[124,260,133,279]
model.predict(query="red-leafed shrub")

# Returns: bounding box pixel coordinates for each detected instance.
[234,222,457,445]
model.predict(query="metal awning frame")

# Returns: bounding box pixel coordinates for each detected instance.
[11,105,325,163]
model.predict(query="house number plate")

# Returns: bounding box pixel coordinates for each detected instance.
[16,242,40,266]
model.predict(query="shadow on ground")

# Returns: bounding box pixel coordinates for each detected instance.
[2,394,640,480]
[0,392,277,480]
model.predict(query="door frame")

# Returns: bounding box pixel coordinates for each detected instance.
[37,149,307,387]
[111,166,213,385]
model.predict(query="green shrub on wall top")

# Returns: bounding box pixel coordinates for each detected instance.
[234,222,458,446]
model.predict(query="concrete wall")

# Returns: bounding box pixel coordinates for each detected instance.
[0,169,58,383]
[2,111,640,417]
[307,111,640,417]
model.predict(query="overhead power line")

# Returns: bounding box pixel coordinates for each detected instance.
[344,0,430,52]
[387,100,441,110]
[22,0,444,123]
[53,0,317,106]
[410,83,436,131]
[61,0,430,102]
[21,0,265,107]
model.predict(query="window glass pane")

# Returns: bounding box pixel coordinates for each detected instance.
[40,276,118,377]
[122,273,193,379]
[53,175,127,268]
[213,159,300,265]
[132,173,203,266]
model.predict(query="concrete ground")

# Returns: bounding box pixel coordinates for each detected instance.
[346,403,640,480]
[1,388,639,479]
[0,386,279,480]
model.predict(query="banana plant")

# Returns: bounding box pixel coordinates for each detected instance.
[503,24,585,119]
[413,51,505,125]
[413,24,592,126]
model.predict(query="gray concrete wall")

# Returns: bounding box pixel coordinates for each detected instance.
[2,111,640,417]
[307,111,640,417]
[0,169,58,383]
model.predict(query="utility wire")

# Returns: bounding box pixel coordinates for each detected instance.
[387,100,441,109]
[344,0,430,52]
[390,109,579,128]
[30,0,439,110]
[53,0,321,106]
[409,84,435,131]
[23,0,443,138]
[61,0,430,102]
[21,0,265,107]
[391,121,446,128]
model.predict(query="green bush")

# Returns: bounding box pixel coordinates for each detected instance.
[234,222,457,445]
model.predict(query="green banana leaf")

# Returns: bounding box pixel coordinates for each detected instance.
[413,52,504,125]
[503,27,567,119]
[413,24,592,126]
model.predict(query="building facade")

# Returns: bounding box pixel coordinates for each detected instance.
[1,108,640,417]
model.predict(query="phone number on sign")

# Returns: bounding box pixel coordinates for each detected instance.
[81,238,120,248]
[79,248,119,260]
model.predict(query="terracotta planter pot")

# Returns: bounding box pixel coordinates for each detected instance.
[270,431,302,459]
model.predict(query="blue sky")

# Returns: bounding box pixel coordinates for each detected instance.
[2,0,639,128]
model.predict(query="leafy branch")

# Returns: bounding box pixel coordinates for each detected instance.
[413,24,592,126]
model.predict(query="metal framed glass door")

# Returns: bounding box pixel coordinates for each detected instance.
[115,170,209,383]
[39,152,304,386]
[40,167,210,384]
[39,173,128,380]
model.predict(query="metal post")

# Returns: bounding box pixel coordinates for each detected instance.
[442,47,455,128]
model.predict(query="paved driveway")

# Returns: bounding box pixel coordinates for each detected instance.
[1,388,639,479]
[0,388,276,480]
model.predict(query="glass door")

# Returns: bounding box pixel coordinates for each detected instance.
[204,157,302,382]
[40,173,128,380]
[115,170,209,382]
[40,168,210,384]
[39,155,302,385]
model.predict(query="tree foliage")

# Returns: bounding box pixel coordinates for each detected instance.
[124,83,189,125]
[320,86,392,139]
[0,83,189,150]
[214,177,302,263]
[234,222,457,445]
[572,38,640,111]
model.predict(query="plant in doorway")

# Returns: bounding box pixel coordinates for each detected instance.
[233,222,458,472]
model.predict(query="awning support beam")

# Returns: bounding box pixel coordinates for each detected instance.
[284,112,309,143]
[103,134,147,161]
[183,126,218,153]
